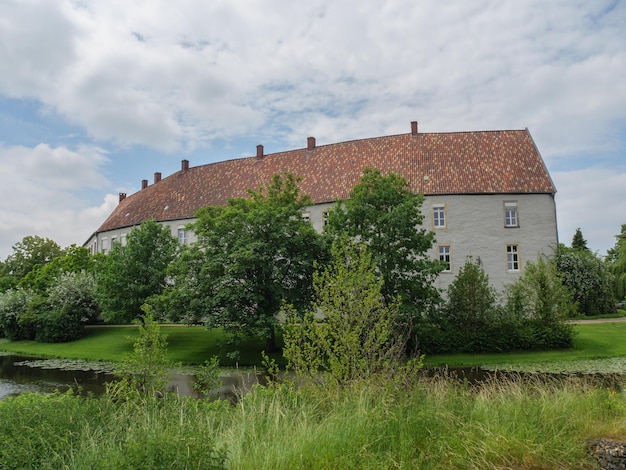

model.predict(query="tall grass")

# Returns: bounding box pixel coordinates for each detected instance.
[2,374,621,469]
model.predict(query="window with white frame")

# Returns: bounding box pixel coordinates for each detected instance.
[111,236,117,247]
[439,245,451,272]
[101,237,108,254]
[178,227,187,245]
[302,212,311,224]
[433,204,446,228]
[121,233,127,246]
[506,244,520,271]
[504,201,519,228]
[323,211,329,226]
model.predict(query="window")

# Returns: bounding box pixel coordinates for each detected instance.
[178,227,187,245]
[507,244,520,271]
[323,211,329,226]
[504,202,519,227]
[433,204,446,228]
[101,237,108,254]
[302,212,311,224]
[111,236,117,246]
[121,233,127,246]
[439,245,451,272]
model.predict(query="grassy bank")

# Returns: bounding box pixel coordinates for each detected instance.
[1,322,626,368]
[0,325,282,366]
[1,374,624,469]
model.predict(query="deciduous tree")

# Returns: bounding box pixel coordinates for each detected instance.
[96,220,178,324]
[324,168,442,319]
[191,173,324,351]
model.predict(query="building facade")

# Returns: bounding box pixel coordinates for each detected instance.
[85,121,558,294]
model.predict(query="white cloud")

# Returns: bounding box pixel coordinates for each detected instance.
[0,0,623,157]
[0,0,624,260]
[0,143,113,259]
[553,168,626,255]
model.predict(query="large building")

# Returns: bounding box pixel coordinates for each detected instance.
[85,121,558,293]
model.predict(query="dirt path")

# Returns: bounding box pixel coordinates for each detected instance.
[569,316,626,324]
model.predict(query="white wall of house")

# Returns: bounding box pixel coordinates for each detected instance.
[424,193,558,296]
[86,193,557,298]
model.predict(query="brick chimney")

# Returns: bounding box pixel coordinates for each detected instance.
[154,172,162,184]
[142,179,148,189]
[181,159,189,173]
[411,121,418,137]
[307,136,316,151]
[256,144,264,160]
[119,192,126,203]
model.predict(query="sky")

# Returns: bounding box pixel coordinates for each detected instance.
[0,0,625,260]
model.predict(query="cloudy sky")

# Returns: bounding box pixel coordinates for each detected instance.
[0,0,624,260]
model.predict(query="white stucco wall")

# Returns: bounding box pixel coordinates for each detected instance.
[86,193,557,297]
[424,193,558,296]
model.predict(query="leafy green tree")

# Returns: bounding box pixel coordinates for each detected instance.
[0,260,14,292]
[607,224,626,301]
[556,248,615,316]
[190,173,324,351]
[325,168,442,318]
[96,220,178,324]
[283,236,408,387]
[3,236,64,286]
[150,244,210,325]
[571,227,590,252]
[505,256,575,349]
[20,245,94,293]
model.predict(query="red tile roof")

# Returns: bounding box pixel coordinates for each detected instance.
[96,127,555,233]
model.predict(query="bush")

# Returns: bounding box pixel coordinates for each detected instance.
[0,288,36,340]
[556,250,616,316]
[416,257,576,354]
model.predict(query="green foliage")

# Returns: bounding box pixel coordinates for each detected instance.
[192,356,222,398]
[150,244,210,324]
[607,224,626,300]
[19,244,94,293]
[556,249,615,316]
[96,220,178,324]
[324,168,442,319]
[109,307,171,399]
[4,235,65,279]
[507,255,577,322]
[505,256,575,349]
[0,287,36,340]
[189,173,324,351]
[570,227,590,252]
[47,270,100,324]
[283,237,409,387]
[417,257,577,354]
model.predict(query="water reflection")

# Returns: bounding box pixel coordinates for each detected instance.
[0,354,115,398]
[0,354,265,401]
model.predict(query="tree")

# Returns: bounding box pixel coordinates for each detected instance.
[19,245,94,293]
[571,227,590,252]
[556,248,615,316]
[190,173,324,351]
[607,224,626,301]
[3,236,64,286]
[324,168,442,318]
[505,256,575,349]
[282,236,408,387]
[96,220,178,324]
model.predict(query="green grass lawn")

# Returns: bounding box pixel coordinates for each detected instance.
[1,321,625,368]
[0,325,283,366]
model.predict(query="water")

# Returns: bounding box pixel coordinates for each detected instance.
[0,354,116,399]
[0,354,265,401]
